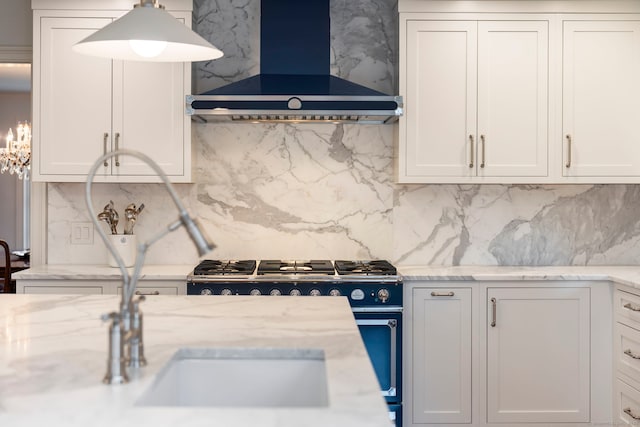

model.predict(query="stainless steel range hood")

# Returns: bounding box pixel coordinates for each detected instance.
[186,0,403,124]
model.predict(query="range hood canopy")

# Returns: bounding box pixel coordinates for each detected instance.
[186,0,403,124]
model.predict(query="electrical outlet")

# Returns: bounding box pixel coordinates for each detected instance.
[71,222,94,245]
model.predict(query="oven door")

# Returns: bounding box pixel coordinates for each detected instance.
[353,307,402,404]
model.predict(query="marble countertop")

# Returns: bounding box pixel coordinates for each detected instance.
[0,295,389,427]
[398,265,640,289]
[14,264,640,291]
[12,264,194,280]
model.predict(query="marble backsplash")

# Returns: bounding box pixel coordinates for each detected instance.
[46,0,640,266]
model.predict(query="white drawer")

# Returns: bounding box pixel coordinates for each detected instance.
[616,289,640,328]
[615,378,640,425]
[616,322,640,387]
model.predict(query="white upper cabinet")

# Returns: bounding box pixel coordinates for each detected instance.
[399,18,548,183]
[32,7,192,183]
[403,20,477,178]
[399,0,640,184]
[562,20,640,178]
[477,21,548,178]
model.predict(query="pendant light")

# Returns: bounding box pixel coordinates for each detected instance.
[73,0,223,62]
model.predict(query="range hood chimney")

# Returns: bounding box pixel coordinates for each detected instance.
[186,0,403,124]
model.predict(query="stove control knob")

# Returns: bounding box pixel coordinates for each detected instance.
[377,288,390,303]
[220,288,233,296]
[329,288,341,297]
[200,288,213,296]
[309,289,321,296]
[250,288,262,296]
[270,289,282,296]
[350,289,365,301]
[289,289,302,296]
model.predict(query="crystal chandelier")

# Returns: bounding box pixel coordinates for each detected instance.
[0,122,31,180]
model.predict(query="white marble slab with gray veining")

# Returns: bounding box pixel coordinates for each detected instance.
[0,295,389,427]
[44,1,640,268]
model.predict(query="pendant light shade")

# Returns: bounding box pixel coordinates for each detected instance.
[73,1,223,62]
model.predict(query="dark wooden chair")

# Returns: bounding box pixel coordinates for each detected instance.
[0,240,11,293]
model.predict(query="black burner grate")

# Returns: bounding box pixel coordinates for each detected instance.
[193,260,256,275]
[334,260,397,276]
[257,260,335,275]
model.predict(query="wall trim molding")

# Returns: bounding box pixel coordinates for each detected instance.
[0,46,32,63]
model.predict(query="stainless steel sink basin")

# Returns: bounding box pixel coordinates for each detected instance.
[136,348,329,407]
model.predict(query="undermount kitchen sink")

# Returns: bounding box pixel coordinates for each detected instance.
[136,347,329,407]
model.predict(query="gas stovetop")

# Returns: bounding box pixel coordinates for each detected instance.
[187,259,400,283]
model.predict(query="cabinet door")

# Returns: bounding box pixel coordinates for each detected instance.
[38,17,113,177]
[114,48,187,177]
[404,20,477,178]
[412,288,472,424]
[563,21,640,177]
[477,21,548,177]
[487,287,590,423]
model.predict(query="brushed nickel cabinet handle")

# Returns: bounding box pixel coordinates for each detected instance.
[431,291,455,297]
[624,349,640,360]
[469,135,474,168]
[565,134,572,168]
[624,407,640,420]
[135,290,160,296]
[103,133,109,167]
[490,297,497,327]
[115,133,121,167]
[624,302,640,312]
[480,135,486,168]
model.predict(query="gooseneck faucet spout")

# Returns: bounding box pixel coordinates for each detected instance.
[85,149,215,384]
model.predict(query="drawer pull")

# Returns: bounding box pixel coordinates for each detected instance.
[624,349,640,360]
[624,407,640,420]
[624,302,640,312]
[135,290,160,296]
[431,291,455,297]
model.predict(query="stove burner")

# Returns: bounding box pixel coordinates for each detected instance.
[334,260,397,276]
[257,260,335,275]
[194,260,256,276]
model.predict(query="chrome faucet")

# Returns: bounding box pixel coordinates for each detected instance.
[85,149,215,384]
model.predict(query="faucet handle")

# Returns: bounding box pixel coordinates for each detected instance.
[102,311,129,384]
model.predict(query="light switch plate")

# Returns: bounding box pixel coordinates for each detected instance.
[71,222,94,245]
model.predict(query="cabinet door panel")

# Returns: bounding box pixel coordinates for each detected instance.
[39,17,113,176]
[478,21,548,177]
[405,20,477,177]
[563,21,640,177]
[487,287,590,423]
[115,54,186,176]
[412,288,472,424]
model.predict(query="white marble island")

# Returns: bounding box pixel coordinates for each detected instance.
[0,295,390,427]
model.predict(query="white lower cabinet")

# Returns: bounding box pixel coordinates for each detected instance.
[486,287,590,423]
[17,280,185,295]
[411,288,472,424]
[22,285,105,294]
[614,285,640,425]
[405,281,612,427]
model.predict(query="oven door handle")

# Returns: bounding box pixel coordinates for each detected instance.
[352,306,402,313]
[356,318,398,398]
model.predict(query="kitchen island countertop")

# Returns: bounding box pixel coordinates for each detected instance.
[0,295,390,427]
